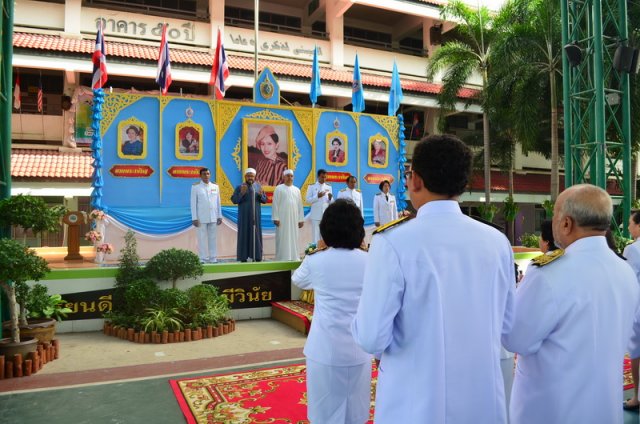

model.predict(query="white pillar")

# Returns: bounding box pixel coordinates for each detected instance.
[64,0,82,36]
[326,0,345,69]
[210,0,225,49]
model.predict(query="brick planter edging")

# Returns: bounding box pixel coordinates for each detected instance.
[0,339,60,379]
[102,320,236,344]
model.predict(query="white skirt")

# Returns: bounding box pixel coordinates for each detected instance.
[306,358,372,424]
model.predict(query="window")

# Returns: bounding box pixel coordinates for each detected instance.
[225,7,301,35]
[13,70,64,115]
[82,0,208,21]
[344,26,392,50]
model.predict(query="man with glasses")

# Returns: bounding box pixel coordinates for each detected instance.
[353,134,515,423]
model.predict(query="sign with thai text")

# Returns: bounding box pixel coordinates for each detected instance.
[226,27,330,62]
[203,271,291,309]
[110,165,154,178]
[62,289,113,320]
[364,173,395,184]
[167,166,201,178]
[325,171,351,183]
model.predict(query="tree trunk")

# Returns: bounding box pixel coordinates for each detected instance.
[19,303,28,327]
[550,69,560,201]
[0,282,20,343]
[508,143,515,245]
[483,69,491,205]
[632,152,638,201]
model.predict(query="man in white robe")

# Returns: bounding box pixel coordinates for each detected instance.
[502,184,640,424]
[352,135,515,423]
[190,167,222,263]
[272,169,304,261]
[305,169,333,244]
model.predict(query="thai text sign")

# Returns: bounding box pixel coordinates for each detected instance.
[203,271,291,309]
[62,289,113,320]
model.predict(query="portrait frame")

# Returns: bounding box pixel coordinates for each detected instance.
[326,130,348,167]
[175,120,203,161]
[368,133,389,168]
[242,118,293,188]
[118,117,148,160]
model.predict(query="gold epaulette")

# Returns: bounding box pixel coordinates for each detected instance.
[359,245,369,252]
[531,249,565,267]
[340,188,346,192]
[192,182,199,185]
[307,246,328,255]
[373,215,412,235]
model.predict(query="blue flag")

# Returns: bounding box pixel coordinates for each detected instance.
[352,54,365,113]
[310,46,322,106]
[388,61,403,116]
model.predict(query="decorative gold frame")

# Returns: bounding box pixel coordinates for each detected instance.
[242,118,293,188]
[118,117,148,160]
[326,130,348,167]
[368,133,389,168]
[175,120,204,161]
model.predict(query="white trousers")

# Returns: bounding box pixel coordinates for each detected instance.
[311,220,321,244]
[196,222,218,262]
[306,358,371,424]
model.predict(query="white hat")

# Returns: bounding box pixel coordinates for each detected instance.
[283,169,294,176]
[244,168,256,175]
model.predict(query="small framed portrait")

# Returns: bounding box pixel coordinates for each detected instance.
[242,118,293,188]
[368,133,389,168]
[175,121,203,161]
[118,117,147,160]
[326,130,348,167]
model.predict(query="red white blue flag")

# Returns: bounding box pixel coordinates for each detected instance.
[91,23,108,89]
[156,24,172,95]
[37,77,43,113]
[210,28,229,99]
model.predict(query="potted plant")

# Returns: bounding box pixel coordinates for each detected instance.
[15,283,72,343]
[0,239,50,357]
[95,242,114,263]
[0,194,66,245]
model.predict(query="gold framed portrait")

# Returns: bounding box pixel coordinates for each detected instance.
[368,133,389,168]
[175,120,203,161]
[326,130,348,167]
[242,118,293,188]
[118,117,148,160]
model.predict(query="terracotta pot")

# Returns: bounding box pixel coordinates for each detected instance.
[0,337,38,358]
[161,331,169,344]
[24,359,32,377]
[185,329,191,342]
[213,327,219,337]
[223,324,229,334]
[168,333,174,343]
[0,355,4,379]
[2,319,57,344]
[207,326,213,338]
[5,360,13,378]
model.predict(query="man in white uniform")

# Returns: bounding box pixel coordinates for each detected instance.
[503,184,640,424]
[337,175,364,217]
[352,134,515,423]
[190,167,222,263]
[305,169,333,244]
[272,169,304,261]
[373,179,397,227]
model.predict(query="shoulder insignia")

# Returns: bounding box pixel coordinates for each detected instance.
[340,188,346,192]
[376,192,382,196]
[307,246,328,255]
[356,189,361,192]
[531,249,565,267]
[192,182,199,185]
[359,245,369,252]
[373,215,412,235]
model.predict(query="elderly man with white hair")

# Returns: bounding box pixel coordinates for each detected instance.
[272,169,304,261]
[503,184,640,424]
[231,168,267,262]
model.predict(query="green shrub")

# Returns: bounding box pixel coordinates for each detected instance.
[141,307,184,332]
[519,232,540,248]
[183,285,230,327]
[123,278,161,318]
[157,288,189,310]
[478,203,499,222]
[113,230,145,313]
[145,248,204,289]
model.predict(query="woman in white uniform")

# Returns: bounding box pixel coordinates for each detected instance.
[623,210,640,411]
[373,180,398,227]
[292,199,372,424]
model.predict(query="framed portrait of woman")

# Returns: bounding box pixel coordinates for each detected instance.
[368,134,389,168]
[175,121,203,161]
[326,130,348,167]
[242,118,293,188]
[118,118,148,160]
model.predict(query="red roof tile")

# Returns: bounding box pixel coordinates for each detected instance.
[11,149,93,180]
[13,32,478,99]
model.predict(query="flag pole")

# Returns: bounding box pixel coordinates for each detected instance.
[254,0,259,85]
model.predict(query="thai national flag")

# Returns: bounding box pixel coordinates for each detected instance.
[156,24,172,95]
[13,73,21,110]
[210,28,229,99]
[91,23,108,89]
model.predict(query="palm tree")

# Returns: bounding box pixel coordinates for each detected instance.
[426,0,496,205]
[490,0,563,200]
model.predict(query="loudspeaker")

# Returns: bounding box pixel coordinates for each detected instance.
[613,45,639,74]
[564,43,582,67]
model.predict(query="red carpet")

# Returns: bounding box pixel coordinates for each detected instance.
[625,355,634,391]
[170,363,376,424]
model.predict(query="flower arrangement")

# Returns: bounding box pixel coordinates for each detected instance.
[85,230,103,243]
[89,209,106,221]
[304,243,317,256]
[96,243,114,254]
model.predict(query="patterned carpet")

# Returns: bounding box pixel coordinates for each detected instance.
[170,363,376,424]
[625,355,633,391]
